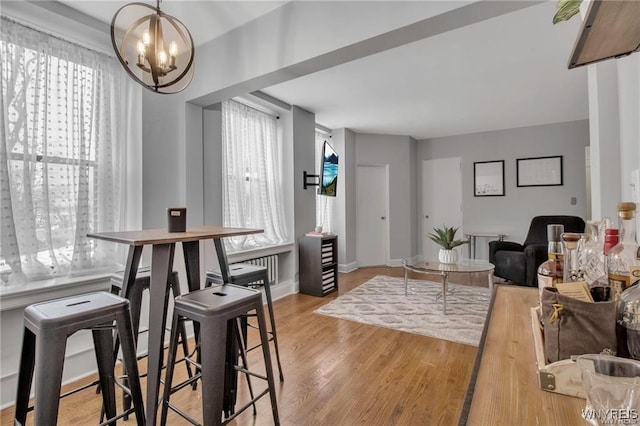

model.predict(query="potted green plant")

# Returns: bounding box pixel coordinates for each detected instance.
[428,225,468,264]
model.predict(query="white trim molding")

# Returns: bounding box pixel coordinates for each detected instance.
[338,261,358,273]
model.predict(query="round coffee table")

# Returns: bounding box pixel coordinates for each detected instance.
[401,258,495,313]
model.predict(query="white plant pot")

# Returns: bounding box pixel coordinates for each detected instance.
[438,248,458,264]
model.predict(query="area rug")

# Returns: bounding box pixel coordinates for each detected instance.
[314,275,491,346]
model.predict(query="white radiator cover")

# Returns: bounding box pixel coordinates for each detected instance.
[232,254,279,285]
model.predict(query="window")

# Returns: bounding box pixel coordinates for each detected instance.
[221,100,288,251]
[1,17,132,286]
[315,130,334,233]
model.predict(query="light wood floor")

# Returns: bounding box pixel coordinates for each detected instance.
[1,267,485,425]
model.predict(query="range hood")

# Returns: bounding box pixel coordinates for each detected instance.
[568,0,640,69]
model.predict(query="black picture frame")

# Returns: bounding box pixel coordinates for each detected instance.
[474,160,505,197]
[517,156,563,187]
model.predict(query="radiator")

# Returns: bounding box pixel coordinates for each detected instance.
[232,253,279,285]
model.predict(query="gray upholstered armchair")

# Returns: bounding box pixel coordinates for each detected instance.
[489,215,586,287]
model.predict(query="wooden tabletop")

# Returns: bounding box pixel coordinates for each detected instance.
[87,225,262,245]
[462,285,586,425]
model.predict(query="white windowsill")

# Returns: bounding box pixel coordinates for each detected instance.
[226,242,294,263]
[0,273,114,312]
[0,243,295,312]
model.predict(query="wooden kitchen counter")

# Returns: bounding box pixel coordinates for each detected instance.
[459,285,586,425]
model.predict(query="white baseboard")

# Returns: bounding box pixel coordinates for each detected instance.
[338,261,358,273]
[269,279,295,301]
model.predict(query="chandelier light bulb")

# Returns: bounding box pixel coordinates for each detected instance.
[169,41,178,57]
[136,40,146,55]
[142,30,151,46]
[158,50,167,67]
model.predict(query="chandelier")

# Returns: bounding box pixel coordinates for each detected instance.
[111,0,195,94]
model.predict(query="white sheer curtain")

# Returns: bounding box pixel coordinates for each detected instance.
[315,130,334,233]
[221,99,288,251]
[1,17,136,286]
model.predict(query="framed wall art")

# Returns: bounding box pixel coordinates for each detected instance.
[474,160,505,197]
[517,156,563,187]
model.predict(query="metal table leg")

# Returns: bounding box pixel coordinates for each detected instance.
[441,271,449,314]
[404,267,409,296]
[145,243,175,426]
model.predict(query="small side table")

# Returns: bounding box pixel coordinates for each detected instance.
[401,259,494,314]
[464,232,508,259]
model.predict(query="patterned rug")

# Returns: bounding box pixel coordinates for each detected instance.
[314,275,492,346]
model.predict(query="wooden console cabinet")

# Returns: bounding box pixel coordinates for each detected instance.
[298,234,338,296]
[459,285,585,425]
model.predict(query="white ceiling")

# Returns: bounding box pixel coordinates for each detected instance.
[51,0,589,140]
[55,0,287,44]
[262,1,589,139]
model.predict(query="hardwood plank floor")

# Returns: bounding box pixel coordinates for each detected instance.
[1,267,481,425]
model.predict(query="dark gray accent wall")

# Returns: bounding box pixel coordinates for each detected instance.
[416,120,590,249]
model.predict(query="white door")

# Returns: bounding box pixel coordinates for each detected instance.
[357,165,389,266]
[422,158,463,260]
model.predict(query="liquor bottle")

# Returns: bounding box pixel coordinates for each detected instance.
[607,202,640,299]
[581,218,610,285]
[538,224,564,302]
[619,284,640,359]
[603,228,619,257]
[562,232,585,283]
[582,220,614,301]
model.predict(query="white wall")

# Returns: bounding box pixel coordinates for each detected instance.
[355,133,416,263]
[617,55,640,204]
[331,128,357,271]
[291,106,317,286]
[588,61,623,221]
[588,54,640,236]
[416,120,590,253]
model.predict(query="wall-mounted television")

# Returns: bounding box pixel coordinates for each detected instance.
[319,141,338,197]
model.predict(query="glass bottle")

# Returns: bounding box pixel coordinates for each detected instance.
[562,232,585,283]
[607,202,640,299]
[619,284,640,360]
[581,218,610,285]
[538,224,564,302]
[604,228,619,256]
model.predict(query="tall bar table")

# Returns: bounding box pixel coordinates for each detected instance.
[88,225,262,425]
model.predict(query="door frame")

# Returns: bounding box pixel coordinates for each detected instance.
[356,163,390,267]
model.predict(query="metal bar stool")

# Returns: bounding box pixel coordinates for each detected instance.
[109,268,195,417]
[161,284,280,426]
[13,291,145,426]
[205,239,284,382]
[110,268,194,375]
